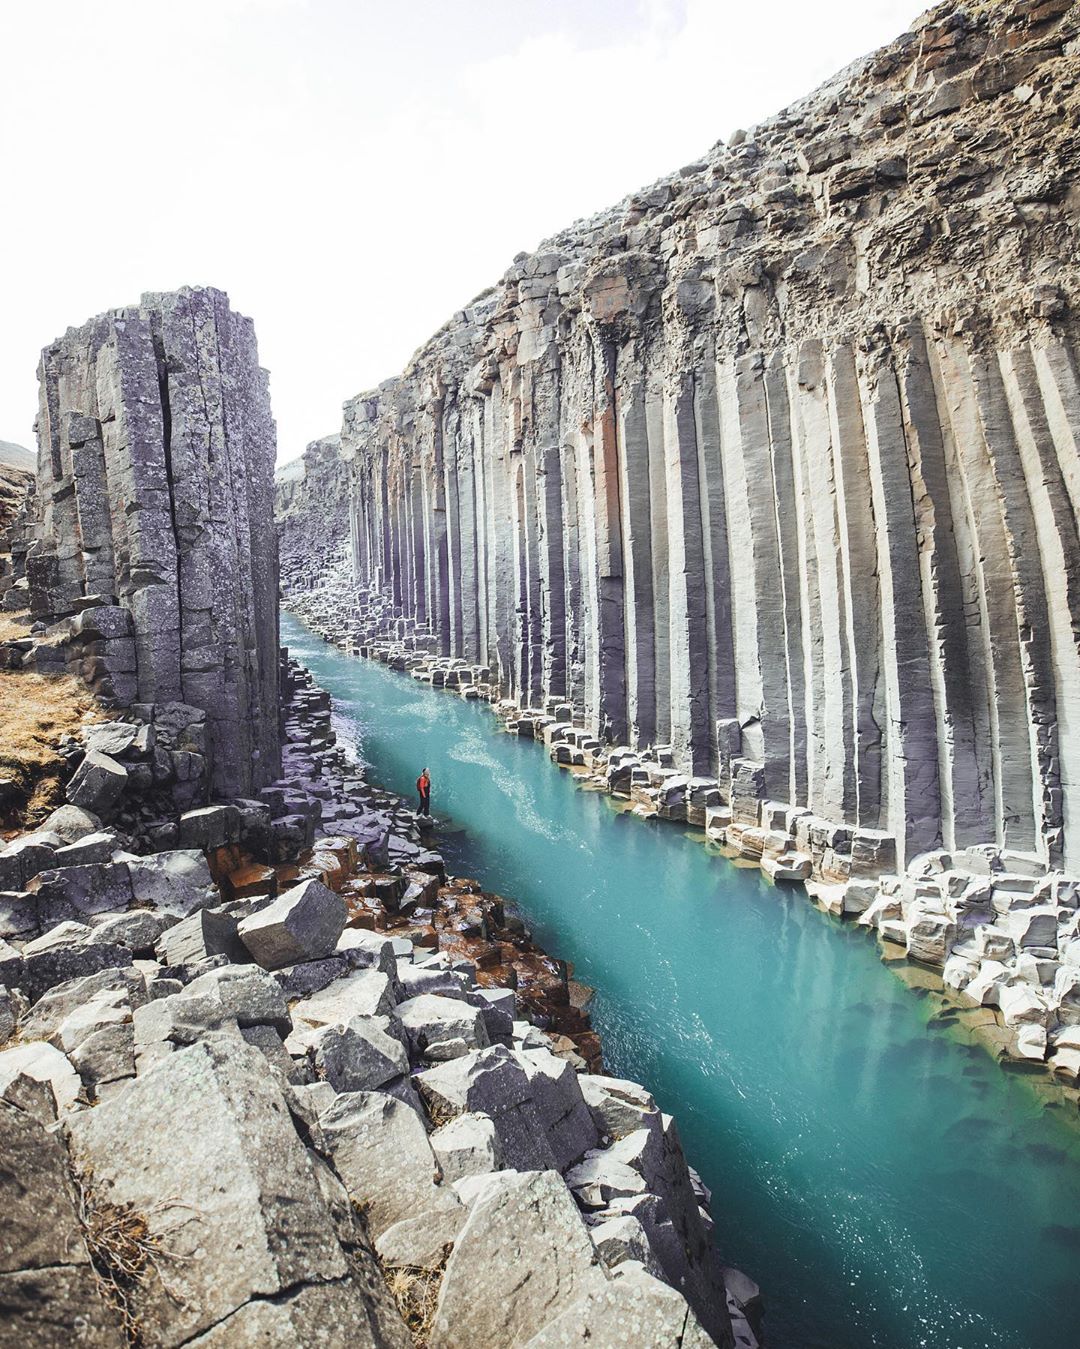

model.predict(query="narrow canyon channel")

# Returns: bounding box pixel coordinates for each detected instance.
[283,612,1080,1349]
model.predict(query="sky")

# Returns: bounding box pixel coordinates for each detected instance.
[0,0,923,464]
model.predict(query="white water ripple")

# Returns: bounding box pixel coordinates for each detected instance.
[446,727,562,843]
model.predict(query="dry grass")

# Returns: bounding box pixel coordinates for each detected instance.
[416,1082,460,1129]
[75,1176,197,1347]
[0,668,101,828]
[381,1249,451,1347]
[0,609,33,642]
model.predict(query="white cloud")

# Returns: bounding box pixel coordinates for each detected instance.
[0,0,923,462]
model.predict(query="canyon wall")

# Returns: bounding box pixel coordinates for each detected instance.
[284,0,1080,872]
[28,287,281,798]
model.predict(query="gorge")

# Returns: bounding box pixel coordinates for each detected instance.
[0,0,1078,1346]
[283,609,1080,1349]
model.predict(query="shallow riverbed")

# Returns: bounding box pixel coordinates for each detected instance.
[282,611,1080,1349]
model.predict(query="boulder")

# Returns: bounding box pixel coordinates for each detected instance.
[396,992,491,1059]
[132,991,239,1047]
[430,1111,503,1182]
[52,831,122,868]
[579,1075,658,1142]
[0,1101,124,1345]
[307,1015,409,1093]
[588,1214,665,1279]
[318,1089,458,1239]
[523,1262,712,1347]
[32,861,134,925]
[24,940,134,1003]
[66,749,128,816]
[0,836,60,892]
[430,1169,607,1349]
[238,878,346,970]
[375,1201,468,1271]
[182,1276,408,1347]
[290,969,399,1030]
[0,1041,82,1113]
[41,804,103,844]
[64,1037,372,1346]
[155,905,246,966]
[419,1045,597,1174]
[127,850,215,918]
[89,909,172,952]
[186,965,291,1035]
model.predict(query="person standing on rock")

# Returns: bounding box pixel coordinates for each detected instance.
[416,767,431,816]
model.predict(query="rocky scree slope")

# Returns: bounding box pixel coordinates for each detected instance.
[280,0,1080,880]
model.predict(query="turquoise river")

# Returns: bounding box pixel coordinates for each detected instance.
[282,612,1080,1349]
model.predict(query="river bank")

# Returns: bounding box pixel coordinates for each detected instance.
[281,604,1080,1349]
[283,558,1080,1110]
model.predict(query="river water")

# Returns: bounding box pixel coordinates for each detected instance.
[282,612,1080,1349]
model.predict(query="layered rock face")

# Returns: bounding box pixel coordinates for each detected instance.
[286,0,1080,873]
[278,433,352,597]
[28,287,281,798]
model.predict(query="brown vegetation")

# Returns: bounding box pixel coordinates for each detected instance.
[380,1248,451,1347]
[0,668,100,831]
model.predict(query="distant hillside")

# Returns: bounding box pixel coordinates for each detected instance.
[0,440,34,473]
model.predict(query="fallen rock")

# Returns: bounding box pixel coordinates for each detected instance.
[238,878,346,970]
[0,1041,82,1114]
[430,1169,607,1348]
[430,1110,503,1182]
[66,749,128,816]
[64,1036,375,1346]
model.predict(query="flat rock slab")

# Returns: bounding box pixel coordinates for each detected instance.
[64,1036,353,1346]
[319,1089,456,1239]
[182,1273,409,1348]
[523,1263,714,1347]
[430,1169,608,1349]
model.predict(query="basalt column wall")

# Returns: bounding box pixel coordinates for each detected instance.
[28,286,282,798]
[320,1,1080,872]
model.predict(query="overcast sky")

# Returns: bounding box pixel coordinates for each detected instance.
[1,0,922,463]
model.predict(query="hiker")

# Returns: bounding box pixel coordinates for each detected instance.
[416,767,431,816]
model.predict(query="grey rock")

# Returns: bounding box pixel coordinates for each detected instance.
[396,992,491,1059]
[52,830,121,867]
[290,968,399,1030]
[319,1089,458,1239]
[182,1275,408,1348]
[32,861,134,925]
[127,849,215,917]
[418,1045,598,1174]
[523,1262,713,1348]
[430,1169,607,1349]
[308,1015,409,1092]
[88,908,171,952]
[237,878,346,970]
[186,965,291,1034]
[430,1110,503,1182]
[66,749,128,816]
[0,1041,82,1113]
[0,1100,124,1343]
[41,804,103,844]
[24,940,133,1002]
[64,1037,361,1346]
[132,990,238,1046]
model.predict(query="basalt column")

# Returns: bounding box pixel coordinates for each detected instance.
[29,287,282,798]
[288,0,1080,873]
